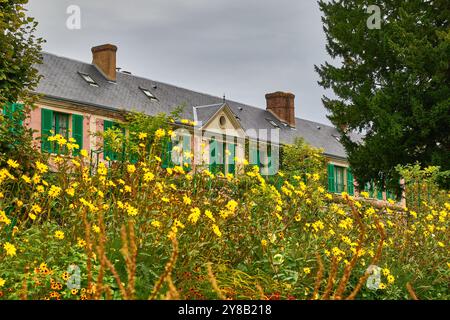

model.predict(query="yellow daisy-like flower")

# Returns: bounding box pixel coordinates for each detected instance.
[7,159,19,169]
[127,164,136,174]
[54,230,65,240]
[80,149,88,157]
[92,225,100,234]
[29,213,37,221]
[151,220,162,228]
[303,267,311,275]
[379,283,387,290]
[138,132,148,140]
[75,238,86,248]
[3,242,17,257]
[261,239,268,247]
[212,224,222,238]
[35,161,49,174]
[387,274,395,284]
[143,172,155,182]
[183,195,192,205]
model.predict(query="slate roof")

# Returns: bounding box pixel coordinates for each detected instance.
[34,52,356,159]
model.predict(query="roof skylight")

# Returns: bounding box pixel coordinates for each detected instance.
[78,72,99,87]
[140,87,158,101]
[266,119,280,128]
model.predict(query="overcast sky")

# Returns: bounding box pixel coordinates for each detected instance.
[26,0,333,125]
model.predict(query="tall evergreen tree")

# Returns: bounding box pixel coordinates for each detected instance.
[315,0,449,192]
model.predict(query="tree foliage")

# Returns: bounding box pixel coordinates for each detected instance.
[316,0,450,191]
[0,0,45,168]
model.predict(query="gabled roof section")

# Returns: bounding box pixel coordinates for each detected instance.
[34,52,360,159]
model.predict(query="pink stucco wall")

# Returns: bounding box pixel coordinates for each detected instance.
[82,115,91,151]
[24,106,42,149]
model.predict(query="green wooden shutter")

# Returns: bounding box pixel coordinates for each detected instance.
[347,167,354,195]
[327,164,335,193]
[227,143,236,175]
[161,137,173,169]
[209,138,218,174]
[377,188,383,200]
[12,103,24,125]
[41,108,53,153]
[103,120,114,160]
[249,144,258,167]
[183,134,192,171]
[72,114,83,156]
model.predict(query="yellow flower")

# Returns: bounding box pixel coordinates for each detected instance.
[80,149,88,158]
[7,159,19,168]
[204,210,216,222]
[21,175,32,184]
[126,204,138,216]
[92,225,100,233]
[54,230,65,240]
[294,214,302,222]
[0,210,12,225]
[437,241,445,248]
[155,129,166,139]
[138,132,148,140]
[188,207,201,224]
[48,185,62,198]
[127,164,136,174]
[360,191,369,199]
[3,242,17,257]
[379,283,386,290]
[66,188,76,197]
[161,197,170,203]
[0,277,5,288]
[143,172,155,182]
[303,267,311,275]
[77,238,87,248]
[35,161,49,174]
[261,239,268,247]
[29,213,37,220]
[387,274,395,284]
[226,200,238,212]
[31,204,42,214]
[183,195,192,205]
[151,220,162,228]
[212,224,222,237]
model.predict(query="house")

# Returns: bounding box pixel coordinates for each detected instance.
[5,43,398,203]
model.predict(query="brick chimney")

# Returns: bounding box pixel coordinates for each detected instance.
[265,91,296,127]
[91,44,117,82]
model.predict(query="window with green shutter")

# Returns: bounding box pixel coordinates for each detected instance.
[335,166,345,193]
[72,114,83,155]
[41,109,71,154]
[347,167,354,195]
[327,164,335,193]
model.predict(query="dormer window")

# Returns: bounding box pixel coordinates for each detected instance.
[140,87,158,101]
[78,72,99,87]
